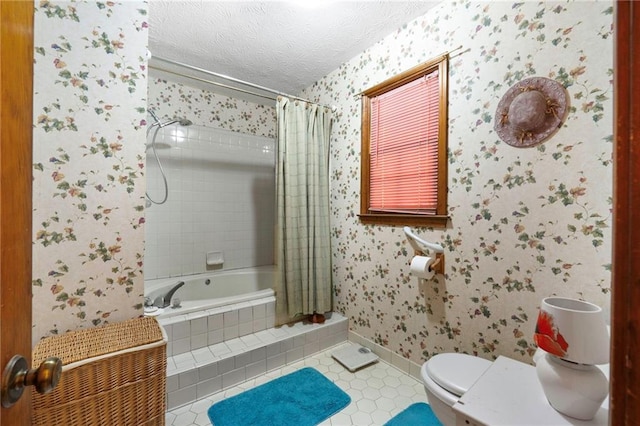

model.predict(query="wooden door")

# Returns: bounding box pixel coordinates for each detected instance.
[610,1,640,424]
[0,1,34,425]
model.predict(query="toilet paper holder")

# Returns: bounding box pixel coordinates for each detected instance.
[428,253,445,274]
[404,226,445,275]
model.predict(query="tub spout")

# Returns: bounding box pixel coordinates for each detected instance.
[154,281,185,308]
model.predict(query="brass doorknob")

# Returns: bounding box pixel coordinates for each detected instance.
[1,355,62,408]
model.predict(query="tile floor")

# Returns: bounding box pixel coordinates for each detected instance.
[166,341,429,426]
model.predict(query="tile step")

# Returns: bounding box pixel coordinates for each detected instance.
[165,312,349,409]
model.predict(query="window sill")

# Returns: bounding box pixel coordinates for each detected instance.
[358,213,450,228]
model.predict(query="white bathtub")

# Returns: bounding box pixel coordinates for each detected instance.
[145,265,275,319]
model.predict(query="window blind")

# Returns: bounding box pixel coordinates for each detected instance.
[369,69,440,214]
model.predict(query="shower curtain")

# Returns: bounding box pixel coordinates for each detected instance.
[275,97,333,325]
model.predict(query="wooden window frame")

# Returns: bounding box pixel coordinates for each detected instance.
[359,55,450,228]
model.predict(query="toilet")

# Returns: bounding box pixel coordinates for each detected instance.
[421,353,493,425]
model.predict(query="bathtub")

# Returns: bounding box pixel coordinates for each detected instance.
[145,265,275,319]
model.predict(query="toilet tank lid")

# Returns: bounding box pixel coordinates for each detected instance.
[426,353,492,397]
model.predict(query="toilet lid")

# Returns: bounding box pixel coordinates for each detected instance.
[426,353,492,397]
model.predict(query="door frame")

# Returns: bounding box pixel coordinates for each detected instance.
[610,1,640,424]
[0,1,35,424]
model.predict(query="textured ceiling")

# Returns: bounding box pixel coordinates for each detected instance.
[148,1,440,104]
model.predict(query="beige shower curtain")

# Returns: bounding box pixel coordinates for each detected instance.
[275,97,333,325]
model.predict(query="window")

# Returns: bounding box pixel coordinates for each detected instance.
[359,55,449,227]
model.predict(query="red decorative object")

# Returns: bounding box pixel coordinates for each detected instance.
[534,310,569,358]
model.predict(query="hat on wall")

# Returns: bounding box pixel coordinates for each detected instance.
[494,76,569,148]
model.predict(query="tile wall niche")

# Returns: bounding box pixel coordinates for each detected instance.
[144,124,276,279]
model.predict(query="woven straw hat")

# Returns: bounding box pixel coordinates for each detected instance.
[494,77,569,148]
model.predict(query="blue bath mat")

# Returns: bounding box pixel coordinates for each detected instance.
[207,367,350,426]
[384,402,442,426]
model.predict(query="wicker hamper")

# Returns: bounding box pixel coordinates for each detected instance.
[31,317,167,426]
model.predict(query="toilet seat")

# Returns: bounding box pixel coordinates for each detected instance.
[426,353,492,397]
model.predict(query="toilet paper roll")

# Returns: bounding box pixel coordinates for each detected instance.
[410,256,435,279]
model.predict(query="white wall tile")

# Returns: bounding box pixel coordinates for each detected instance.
[238,321,253,337]
[190,333,208,351]
[266,353,286,371]
[234,352,251,369]
[224,325,239,340]
[281,337,294,353]
[293,335,306,349]
[223,310,239,327]
[209,342,231,358]
[265,301,275,315]
[173,337,191,356]
[179,369,199,389]
[217,357,235,375]
[222,368,246,389]
[266,315,275,329]
[190,317,208,335]
[304,341,320,357]
[208,313,223,331]
[238,306,253,323]
[144,125,276,280]
[198,363,219,381]
[173,322,190,340]
[253,318,267,333]
[266,342,280,358]
[252,304,266,320]
[196,377,222,400]
[245,360,267,380]
[285,347,304,364]
[192,347,215,365]
[305,329,319,344]
[250,347,266,363]
[208,329,224,346]
[167,385,197,410]
[239,333,261,348]
[166,374,179,393]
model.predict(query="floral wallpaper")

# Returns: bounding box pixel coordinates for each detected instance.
[32,0,148,344]
[148,78,276,138]
[301,0,613,364]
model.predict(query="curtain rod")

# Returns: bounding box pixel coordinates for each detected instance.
[149,65,276,101]
[149,56,334,109]
[353,45,466,98]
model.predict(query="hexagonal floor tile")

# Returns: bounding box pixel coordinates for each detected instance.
[166,342,429,425]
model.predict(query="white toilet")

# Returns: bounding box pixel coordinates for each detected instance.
[421,353,493,425]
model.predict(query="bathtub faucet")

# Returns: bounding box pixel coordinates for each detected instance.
[154,281,185,308]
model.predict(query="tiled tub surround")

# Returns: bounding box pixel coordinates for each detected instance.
[158,296,277,358]
[146,265,276,321]
[163,312,349,410]
[144,123,276,279]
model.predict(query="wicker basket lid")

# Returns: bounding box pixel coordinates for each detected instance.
[32,316,163,366]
